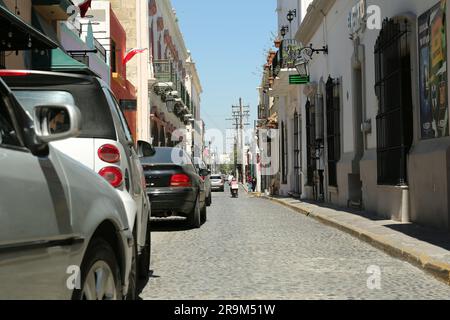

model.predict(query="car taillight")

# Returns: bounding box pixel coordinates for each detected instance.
[98,144,120,163]
[99,166,123,188]
[0,70,30,76]
[170,174,191,187]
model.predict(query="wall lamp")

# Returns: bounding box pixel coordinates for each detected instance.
[287,9,296,23]
[294,44,329,79]
[280,25,289,38]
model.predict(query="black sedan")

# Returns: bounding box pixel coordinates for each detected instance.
[141,147,208,228]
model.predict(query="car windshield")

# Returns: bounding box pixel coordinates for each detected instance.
[211,175,222,180]
[141,148,192,165]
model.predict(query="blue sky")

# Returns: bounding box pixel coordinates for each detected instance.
[171,0,277,154]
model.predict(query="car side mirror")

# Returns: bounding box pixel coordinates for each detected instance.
[199,168,209,177]
[137,140,155,157]
[33,104,81,143]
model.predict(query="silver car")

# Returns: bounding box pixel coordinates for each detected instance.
[210,174,225,192]
[0,78,133,299]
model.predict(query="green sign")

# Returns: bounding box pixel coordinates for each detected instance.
[289,74,310,84]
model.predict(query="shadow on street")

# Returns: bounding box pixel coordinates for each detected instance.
[150,217,193,232]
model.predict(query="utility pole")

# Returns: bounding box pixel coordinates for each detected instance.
[227,98,250,184]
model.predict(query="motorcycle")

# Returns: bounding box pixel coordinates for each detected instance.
[230,181,239,198]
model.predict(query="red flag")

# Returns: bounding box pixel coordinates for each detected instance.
[79,0,92,18]
[122,48,147,65]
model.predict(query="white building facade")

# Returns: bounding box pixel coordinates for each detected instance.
[148,0,202,156]
[261,0,450,231]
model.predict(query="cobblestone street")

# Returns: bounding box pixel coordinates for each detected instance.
[141,188,450,300]
[141,190,450,300]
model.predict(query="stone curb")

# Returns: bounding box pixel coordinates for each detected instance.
[260,195,450,285]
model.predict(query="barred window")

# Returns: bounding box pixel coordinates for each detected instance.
[326,76,341,187]
[281,121,288,184]
[374,19,413,185]
[305,100,316,186]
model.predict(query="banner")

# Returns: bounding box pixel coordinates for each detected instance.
[419,0,448,139]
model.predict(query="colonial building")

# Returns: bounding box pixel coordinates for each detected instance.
[261,0,450,231]
[110,0,152,142]
[148,0,202,156]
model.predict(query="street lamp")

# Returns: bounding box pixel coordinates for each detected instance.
[165,93,175,112]
[287,9,296,38]
[287,9,296,23]
[294,58,309,78]
[280,25,289,39]
[293,44,328,79]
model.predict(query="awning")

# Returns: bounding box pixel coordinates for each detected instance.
[0,4,59,51]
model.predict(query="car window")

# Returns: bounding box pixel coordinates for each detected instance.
[193,157,206,169]
[0,96,20,147]
[105,89,133,143]
[211,175,222,180]
[12,87,116,140]
[11,91,75,119]
[141,148,193,166]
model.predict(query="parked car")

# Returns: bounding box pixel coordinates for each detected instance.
[210,174,225,192]
[0,78,133,299]
[2,70,152,299]
[141,147,208,228]
[193,157,212,206]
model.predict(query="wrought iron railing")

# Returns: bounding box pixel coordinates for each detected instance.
[153,59,177,83]
[272,39,303,78]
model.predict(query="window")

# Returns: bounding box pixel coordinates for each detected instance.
[326,76,341,187]
[293,111,301,193]
[105,90,134,143]
[0,98,20,147]
[305,100,316,186]
[281,121,287,184]
[374,19,413,185]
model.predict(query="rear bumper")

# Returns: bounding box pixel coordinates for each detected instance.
[147,187,197,216]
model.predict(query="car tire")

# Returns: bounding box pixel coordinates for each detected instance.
[201,203,207,224]
[206,192,212,207]
[138,223,151,280]
[72,238,123,300]
[126,233,138,300]
[188,195,201,228]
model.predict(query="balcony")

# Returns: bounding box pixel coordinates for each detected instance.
[153,59,178,84]
[271,39,302,78]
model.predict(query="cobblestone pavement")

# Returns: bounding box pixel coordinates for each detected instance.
[140,187,450,300]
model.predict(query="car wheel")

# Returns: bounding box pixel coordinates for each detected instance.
[206,192,212,207]
[201,203,207,224]
[73,238,123,300]
[188,195,201,228]
[126,234,138,300]
[138,223,151,280]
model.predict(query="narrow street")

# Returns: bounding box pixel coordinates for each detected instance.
[141,188,450,300]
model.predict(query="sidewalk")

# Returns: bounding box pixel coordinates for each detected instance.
[261,195,450,285]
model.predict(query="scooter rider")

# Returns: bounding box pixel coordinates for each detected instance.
[230,178,239,198]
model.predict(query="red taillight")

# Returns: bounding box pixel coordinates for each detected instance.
[98,144,121,163]
[0,70,30,76]
[99,166,123,188]
[170,174,191,187]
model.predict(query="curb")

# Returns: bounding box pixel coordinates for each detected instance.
[262,195,450,285]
